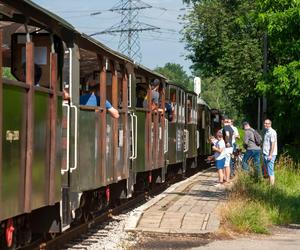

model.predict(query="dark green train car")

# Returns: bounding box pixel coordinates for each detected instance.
[185,91,198,170]
[197,98,212,163]
[165,83,186,173]
[132,65,167,187]
[60,36,135,228]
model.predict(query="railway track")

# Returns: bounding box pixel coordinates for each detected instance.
[24,180,172,250]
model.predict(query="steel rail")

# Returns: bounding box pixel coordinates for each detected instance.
[26,182,171,250]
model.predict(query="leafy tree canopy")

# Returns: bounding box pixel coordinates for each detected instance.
[181,0,300,155]
[154,62,193,90]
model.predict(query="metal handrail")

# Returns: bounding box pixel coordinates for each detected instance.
[61,103,70,175]
[196,130,200,149]
[164,118,169,153]
[133,113,138,160]
[70,104,78,173]
[129,113,135,159]
[184,129,189,153]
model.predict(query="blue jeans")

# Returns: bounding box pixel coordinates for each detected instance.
[242,149,261,176]
[263,155,276,176]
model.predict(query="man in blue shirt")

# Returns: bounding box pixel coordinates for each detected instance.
[80,87,119,119]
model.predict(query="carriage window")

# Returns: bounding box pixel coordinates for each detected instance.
[181,91,185,124]
[187,95,193,124]
[63,48,70,88]
[169,87,177,123]
[193,96,197,124]
[136,82,147,108]
[11,34,52,87]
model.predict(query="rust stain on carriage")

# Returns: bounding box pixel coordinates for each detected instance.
[49,52,58,205]
[24,41,35,213]
[0,30,2,219]
[98,56,107,186]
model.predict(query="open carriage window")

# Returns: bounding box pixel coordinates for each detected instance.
[192,96,197,124]
[169,87,177,123]
[187,95,193,124]
[136,80,148,108]
[179,90,185,124]
[11,33,62,89]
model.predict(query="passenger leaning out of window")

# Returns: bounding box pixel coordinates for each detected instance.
[80,83,119,119]
[143,79,163,112]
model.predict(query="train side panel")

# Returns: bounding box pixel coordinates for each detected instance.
[1,83,27,221]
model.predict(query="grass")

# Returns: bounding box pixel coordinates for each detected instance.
[221,154,300,234]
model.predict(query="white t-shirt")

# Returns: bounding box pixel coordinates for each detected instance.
[263,127,277,156]
[231,125,240,144]
[214,139,226,160]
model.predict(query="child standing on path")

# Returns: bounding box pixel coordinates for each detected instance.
[208,130,226,187]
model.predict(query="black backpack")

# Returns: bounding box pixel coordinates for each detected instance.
[250,128,262,146]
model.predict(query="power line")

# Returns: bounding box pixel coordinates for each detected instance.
[89,0,160,62]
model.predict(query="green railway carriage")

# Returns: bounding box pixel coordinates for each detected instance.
[165,83,186,174]
[133,65,167,186]
[61,35,135,228]
[185,91,198,169]
[197,98,213,161]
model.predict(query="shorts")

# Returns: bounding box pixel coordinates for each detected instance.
[225,153,231,167]
[263,155,276,176]
[215,158,225,170]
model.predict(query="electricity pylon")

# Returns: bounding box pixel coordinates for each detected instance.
[90,0,159,62]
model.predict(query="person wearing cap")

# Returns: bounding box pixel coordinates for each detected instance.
[143,78,160,111]
[242,121,261,178]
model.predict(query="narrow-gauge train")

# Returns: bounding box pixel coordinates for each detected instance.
[0,1,219,249]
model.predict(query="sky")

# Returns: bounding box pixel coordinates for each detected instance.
[32,0,192,74]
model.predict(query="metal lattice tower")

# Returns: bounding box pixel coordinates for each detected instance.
[90,0,159,62]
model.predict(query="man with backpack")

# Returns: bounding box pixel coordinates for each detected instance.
[242,121,262,178]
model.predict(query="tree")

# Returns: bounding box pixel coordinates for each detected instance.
[154,63,193,90]
[256,0,300,153]
[182,0,300,156]
[181,0,263,125]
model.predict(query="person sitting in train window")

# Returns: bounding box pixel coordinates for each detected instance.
[21,62,42,86]
[170,92,177,122]
[80,85,119,119]
[143,78,160,111]
[165,98,173,121]
[136,86,147,108]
